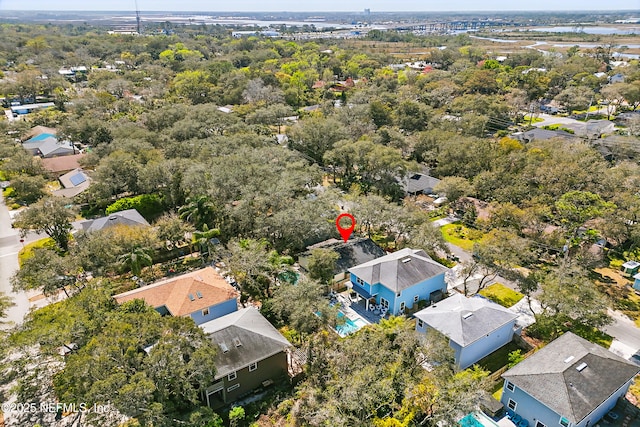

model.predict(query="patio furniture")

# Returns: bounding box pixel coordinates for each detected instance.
[518,419,528,427]
[512,414,522,425]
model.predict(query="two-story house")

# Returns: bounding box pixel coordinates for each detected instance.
[501,332,639,427]
[414,293,519,368]
[114,267,239,325]
[200,307,292,408]
[348,248,449,316]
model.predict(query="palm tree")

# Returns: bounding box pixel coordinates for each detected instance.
[193,224,221,259]
[119,246,153,277]
[178,195,219,230]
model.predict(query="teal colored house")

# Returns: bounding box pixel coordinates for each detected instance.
[348,248,449,316]
[501,332,639,427]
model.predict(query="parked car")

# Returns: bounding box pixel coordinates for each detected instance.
[630,351,640,366]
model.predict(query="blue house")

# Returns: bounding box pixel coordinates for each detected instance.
[633,273,640,292]
[348,248,449,316]
[501,332,639,427]
[114,267,239,325]
[414,293,519,369]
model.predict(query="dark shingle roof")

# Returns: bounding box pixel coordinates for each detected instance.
[200,308,291,378]
[348,248,449,292]
[502,332,640,424]
[299,237,386,275]
[414,293,517,346]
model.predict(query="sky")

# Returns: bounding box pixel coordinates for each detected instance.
[0,0,638,12]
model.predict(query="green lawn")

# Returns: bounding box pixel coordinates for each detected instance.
[441,223,484,252]
[476,341,525,373]
[18,237,56,266]
[522,115,543,123]
[571,323,613,348]
[479,283,524,308]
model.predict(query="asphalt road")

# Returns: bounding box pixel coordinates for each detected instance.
[0,193,30,329]
[605,309,640,358]
[443,227,640,358]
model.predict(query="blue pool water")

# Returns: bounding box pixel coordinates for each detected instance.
[459,412,499,427]
[335,312,367,337]
[460,414,484,427]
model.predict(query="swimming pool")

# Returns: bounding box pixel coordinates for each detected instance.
[335,312,367,337]
[459,412,499,427]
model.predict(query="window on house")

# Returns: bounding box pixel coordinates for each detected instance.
[559,417,570,427]
[356,277,364,286]
[227,371,237,381]
[414,295,419,303]
[227,384,240,392]
[249,362,257,372]
[417,319,424,328]
[536,422,547,427]
[380,298,389,309]
[202,308,210,317]
[506,381,515,392]
[507,399,517,411]
[400,301,405,311]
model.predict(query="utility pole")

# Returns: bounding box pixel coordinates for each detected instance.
[135,0,142,35]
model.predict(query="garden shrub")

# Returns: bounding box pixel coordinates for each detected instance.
[105,194,164,220]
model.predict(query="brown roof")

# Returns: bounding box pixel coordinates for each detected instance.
[114,267,238,317]
[23,126,57,141]
[41,154,85,173]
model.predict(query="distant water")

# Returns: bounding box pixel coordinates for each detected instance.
[531,26,639,35]
[112,14,350,29]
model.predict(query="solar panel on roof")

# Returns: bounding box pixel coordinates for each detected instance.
[69,172,87,186]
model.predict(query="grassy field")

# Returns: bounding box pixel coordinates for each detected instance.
[441,223,484,251]
[479,283,524,308]
[18,237,55,266]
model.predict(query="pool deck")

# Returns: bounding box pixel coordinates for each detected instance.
[335,292,385,325]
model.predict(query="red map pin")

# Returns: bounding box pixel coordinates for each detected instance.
[336,213,356,243]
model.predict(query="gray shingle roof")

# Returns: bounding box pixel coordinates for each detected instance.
[200,308,291,378]
[502,332,640,424]
[348,248,449,293]
[23,136,75,158]
[414,293,517,346]
[299,237,386,275]
[79,209,150,233]
[403,173,441,195]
